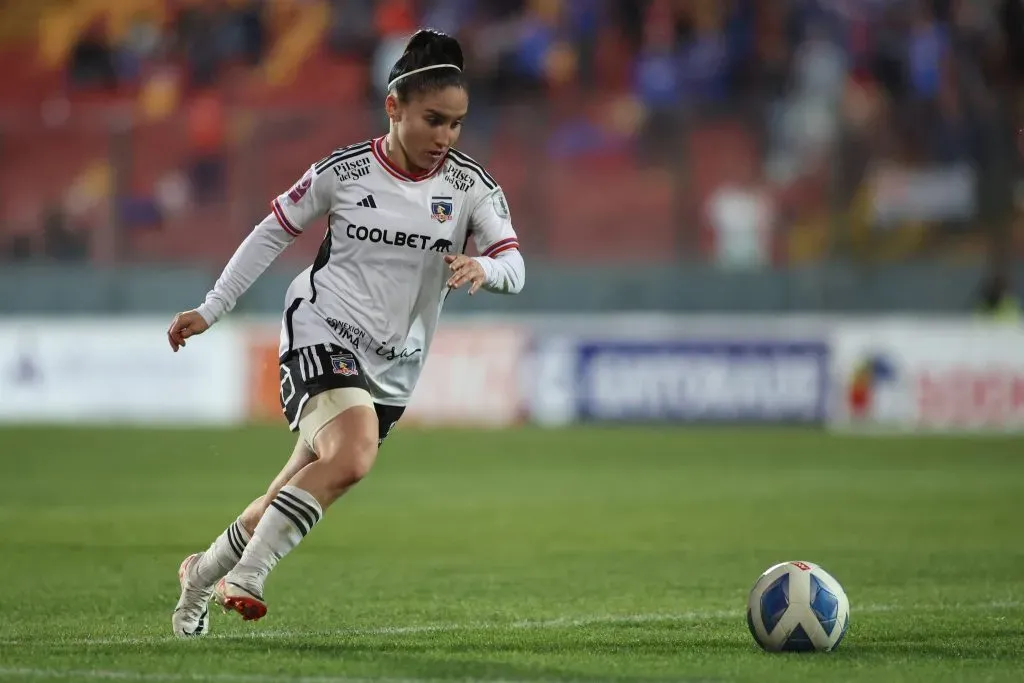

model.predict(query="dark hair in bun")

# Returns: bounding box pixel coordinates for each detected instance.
[387,29,467,101]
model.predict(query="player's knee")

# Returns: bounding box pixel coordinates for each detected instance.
[315,409,379,492]
[320,435,377,492]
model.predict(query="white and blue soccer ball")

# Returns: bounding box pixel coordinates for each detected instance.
[746,561,850,652]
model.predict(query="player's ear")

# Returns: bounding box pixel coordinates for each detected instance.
[385,94,402,123]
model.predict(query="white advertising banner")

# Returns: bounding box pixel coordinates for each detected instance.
[7,313,1019,432]
[403,323,528,427]
[830,321,1024,432]
[0,318,246,425]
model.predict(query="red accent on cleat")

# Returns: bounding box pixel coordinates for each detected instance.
[224,595,267,621]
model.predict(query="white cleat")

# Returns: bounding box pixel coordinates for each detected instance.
[172,553,212,637]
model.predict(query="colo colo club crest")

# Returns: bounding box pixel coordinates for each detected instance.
[430,196,454,223]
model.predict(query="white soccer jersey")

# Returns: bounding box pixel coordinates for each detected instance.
[196,136,524,405]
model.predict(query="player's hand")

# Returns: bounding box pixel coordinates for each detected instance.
[167,310,210,352]
[444,254,486,295]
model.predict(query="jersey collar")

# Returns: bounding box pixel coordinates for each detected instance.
[372,136,446,182]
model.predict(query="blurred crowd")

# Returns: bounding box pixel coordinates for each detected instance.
[66,0,1024,114]
[6,0,1024,270]
[67,1,1024,90]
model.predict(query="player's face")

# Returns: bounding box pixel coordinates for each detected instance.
[393,86,468,173]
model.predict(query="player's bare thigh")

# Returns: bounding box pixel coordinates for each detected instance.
[291,388,380,502]
[297,387,377,457]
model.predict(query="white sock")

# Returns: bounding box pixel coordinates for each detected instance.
[227,485,323,592]
[194,518,251,586]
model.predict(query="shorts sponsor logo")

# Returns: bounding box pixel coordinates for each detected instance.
[279,365,297,403]
[331,354,359,376]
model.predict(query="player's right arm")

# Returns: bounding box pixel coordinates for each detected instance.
[167,163,331,352]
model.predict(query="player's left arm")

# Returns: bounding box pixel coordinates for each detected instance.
[445,186,525,295]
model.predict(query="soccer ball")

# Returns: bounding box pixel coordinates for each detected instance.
[746,561,850,652]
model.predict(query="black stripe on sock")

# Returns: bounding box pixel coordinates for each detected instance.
[270,500,309,536]
[232,521,249,547]
[275,494,317,531]
[225,526,242,558]
[278,490,322,525]
[227,523,246,558]
[274,495,315,530]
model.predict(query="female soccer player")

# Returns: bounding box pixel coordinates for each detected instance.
[166,29,524,636]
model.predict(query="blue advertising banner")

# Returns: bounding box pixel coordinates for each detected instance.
[573,340,829,423]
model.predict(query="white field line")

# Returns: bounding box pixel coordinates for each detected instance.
[0,602,1020,683]
[0,600,1019,650]
[1,608,744,647]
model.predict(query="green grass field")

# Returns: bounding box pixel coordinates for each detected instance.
[0,425,1021,683]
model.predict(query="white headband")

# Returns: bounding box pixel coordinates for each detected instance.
[387,64,462,91]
